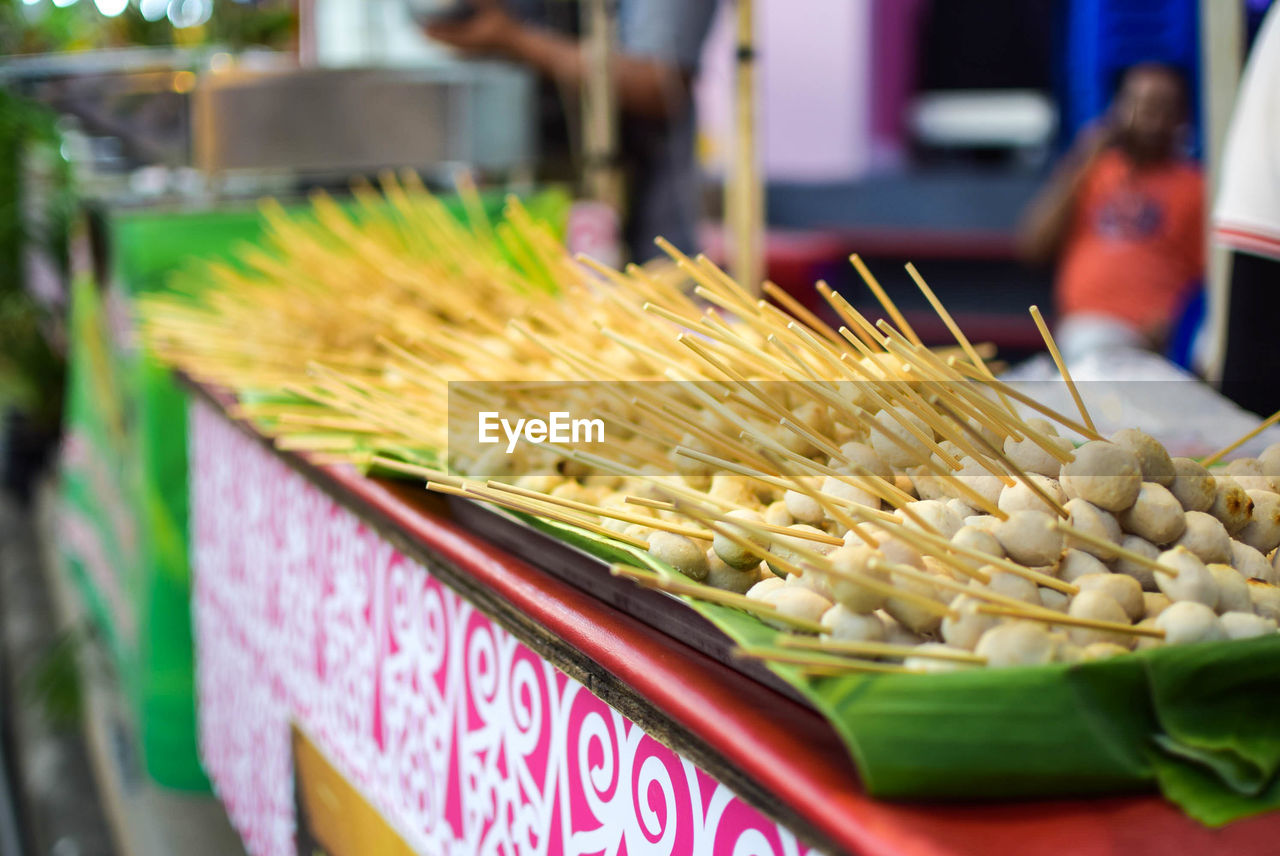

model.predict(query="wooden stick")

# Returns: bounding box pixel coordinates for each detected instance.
[1029,305,1096,435]
[778,634,987,664]
[1202,406,1280,466]
[850,254,921,346]
[610,564,828,633]
[976,604,1164,639]
[1052,520,1179,577]
[948,357,1105,441]
[734,645,913,674]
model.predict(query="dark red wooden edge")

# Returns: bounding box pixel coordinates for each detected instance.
[186,380,1280,856]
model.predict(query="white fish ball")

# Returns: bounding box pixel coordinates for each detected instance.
[869,408,934,469]
[1110,428,1176,486]
[1059,549,1113,584]
[1060,441,1143,512]
[1067,590,1134,648]
[941,595,999,650]
[1004,430,1073,478]
[883,575,946,636]
[1040,588,1070,612]
[705,548,758,594]
[1207,564,1252,614]
[904,643,981,673]
[975,621,1058,668]
[820,475,880,511]
[1155,601,1226,645]
[1231,540,1275,583]
[952,525,1005,560]
[1112,535,1160,590]
[1154,547,1219,609]
[1249,580,1280,621]
[1238,490,1280,554]
[713,509,768,570]
[820,604,887,642]
[1172,511,1233,564]
[1118,482,1187,545]
[763,500,794,528]
[899,499,965,539]
[1258,443,1280,477]
[998,475,1068,517]
[1080,642,1131,661]
[972,568,1042,606]
[1168,457,1216,512]
[1143,592,1172,619]
[647,531,710,580]
[760,586,832,629]
[1220,611,1278,640]
[1064,498,1123,560]
[826,545,890,613]
[1223,458,1276,493]
[837,441,892,478]
[1075,572,1145,621]
[784,488,826,526]
[995,509,1063,567]
[746,577,786,600]
[1210,480,1253,535]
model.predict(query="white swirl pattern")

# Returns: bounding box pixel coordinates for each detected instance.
[190,400,814,856]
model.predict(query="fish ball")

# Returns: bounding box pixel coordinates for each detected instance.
[825,545,890,613]
[1223,458,1276,493]
[1075,572,1145,621]
[1060,441,1143,512]
[1250,580,1280,621]
[1259,442,1280,477]
[905,643,981,673]
[1210,480,1253,535]
[1172,511,1233,564]
[1168,457,1216,512]
[1064,498,1123,560]
[1059,549,1112,584]
[952,525,1005,560]
[713,509,768,570]
[899,499,965,539]
[1110,428,1176,486]
[705,548,758,594]
[760,586,832,629]
[995,509,1063,567]
[998,475,1068,517]
[784,488,826,527]
[709,474,765,509]
[1118,482,1186,545]
[944,458,1005,509]
[972,568,1042,606]
[1238,490,1280,554]
[1081,642,1131,661]
[746,577,786,600]
[963,514,1003,535]
[1155,601,1226,645]
[1207,564,1252,614]
[1004,428,1073,478]
[975,621,1058,668]
[883,576,946,636]
[1112,535,1160,589]
[820,604,887,642]
[763,500,793,528]
[647,531,710,580]
[1040,588,1070,612]
[1143,592,1172,619]
[766,524,836,576]
[1154,547,1219,609]
[820,475,880,512]
[837,441,892,479]
[869,408,934,469]
[941,595,999,650]
[1232,540,1275,583]
[1220,611,1278,640]
[1067,590,1134,648]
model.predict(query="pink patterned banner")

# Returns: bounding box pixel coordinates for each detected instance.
[189,399,813,856]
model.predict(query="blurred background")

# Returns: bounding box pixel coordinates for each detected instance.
[0,1,1276,854]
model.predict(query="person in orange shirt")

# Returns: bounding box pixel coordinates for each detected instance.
[1020,63,1205,362]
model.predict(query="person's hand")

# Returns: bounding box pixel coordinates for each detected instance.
[426,2,520,57]
[1071,116,1120,165]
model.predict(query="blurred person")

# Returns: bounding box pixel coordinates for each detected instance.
[1208,4,1280,417]
[1020,62,1204,362]
[424,0,718,262]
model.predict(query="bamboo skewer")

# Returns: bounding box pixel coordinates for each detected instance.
[1202,407,1280,466]
[1029,305,1096,435]
[975,604,1164,639]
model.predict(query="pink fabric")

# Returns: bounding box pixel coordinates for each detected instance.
[190,399,811,856]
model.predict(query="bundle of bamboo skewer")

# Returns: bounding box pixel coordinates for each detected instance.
[140,177,1280,678]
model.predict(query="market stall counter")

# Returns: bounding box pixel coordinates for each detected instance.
[187,384,1280,856]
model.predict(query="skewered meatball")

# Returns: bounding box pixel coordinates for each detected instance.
[821,475,880,511]
[837,441,892,479]
[763,500,793,528]
[1249,580,1280,621]
[1207,564,1252,614]
[1231,540,1274,583]
[713,508,768,570]
[975,621,1058,668]
[1154,547,1220,609]
[1154,601,1226,645]
[1112,534,1160,590]
[1110,428,1176,486]
[1060,441,1143,512]
[1064,498,1123,560]
[826,545,890,613]
[1168,457,1216,512]
[904,643,980,673]
[1143,591,1172,619]
[1075,572,1144,621]
[1081,642,1131,660]
[1172,511,1233,564]
[998,475,1068,517]
[972,568,1042,606]
[952,525,1005,559]
[945,457,1005,509]
[1059,548,1113,584]
[941,595,999,650]
[821,603,887,642]
[766,524,836,576]
[784,488,826,526]
[1040,588,1070,612]
[1004,420,1073,478]
[899,499,965,538]
[1258,442,1280,477]
[1067,590,1134,648]
[1222,458,1276,493]
[1237,490,1280,554]
[963,514,1003,535]
[1220,611,1278,640]
[647,531,710,580]
[1210,480,1253,535]
[705,548,758,594]
[869,408,933,469]
[746,577,786,600]
[760,585,832,629]
[996,509,1063,567]
[883,575,946,635]
[1118,482,1186,545]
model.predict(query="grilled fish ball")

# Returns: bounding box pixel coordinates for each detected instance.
[941,595,1000,650]
[1064,498,1123,560]
[952,525,1005,560]
[975,621,1058,668]
[1075,572,1144,621]
[826,545,890,613]
[705,548,758,594]
[1172,511,1233,564]
[1060,441,1143,512]
[1220,611,1278,640]
[1168,457,1216,512]
[713,509,768,570]
[1210,480,1254,535]
[1112,535,1160,589]
[647,531,710,580]
[1143,591,1172,619]
[1238,490,1280,554]
[1154,601,1226,645]
[1067,590,1134,648]
[760,585,832,629]
[1207,564,1252,614]
[996,509,1063,567]
[1110,428,1176,486]
[1155,547,1219,609]
[1231,540,1275,583]
[998,475,1068,517]
[1118,482,1186,545]
[821,603,887,642]
[1004,420,1074,477]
